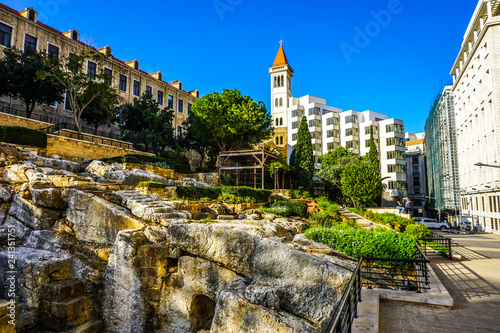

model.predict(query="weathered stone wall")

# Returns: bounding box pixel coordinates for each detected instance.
[46,135,151,160]
[123,163,174,178]
[0,112,51,130]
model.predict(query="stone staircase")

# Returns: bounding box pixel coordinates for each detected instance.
[40,279,103,333]
[115,190,191,224]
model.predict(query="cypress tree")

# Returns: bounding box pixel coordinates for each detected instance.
[367,126,379,170]
[294,116,314,189]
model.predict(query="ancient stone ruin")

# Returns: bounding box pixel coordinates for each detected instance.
[0,144,356,333]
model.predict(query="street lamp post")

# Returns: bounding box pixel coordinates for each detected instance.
[474,162,500,169]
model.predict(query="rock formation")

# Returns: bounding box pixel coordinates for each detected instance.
[0,144,355,333]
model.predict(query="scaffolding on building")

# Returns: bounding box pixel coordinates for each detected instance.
[424,88,460,219]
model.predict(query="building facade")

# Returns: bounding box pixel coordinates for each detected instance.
[0,4,199,135]
[405,132,428,218]
[450,0,500,232]
[424,87,460,221]
[269,44,407,202]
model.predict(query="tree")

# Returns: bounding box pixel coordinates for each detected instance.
[341,160,381,208]
[45,49,117,136]
[290,116,314,190]
[80,80,119,134]
[0,47,64,118]
[121,92,174,156]
[367,126,379,169]
[187,89,272,155]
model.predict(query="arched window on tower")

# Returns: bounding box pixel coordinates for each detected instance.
[288,77,291,89]
[276,137,279,145]
[280,136,283,145]
[275,98,278,107]
[278,76,281,87]
[274,76,277,88]
[280,118,283,126]
[279,98,283,107]
[281,75,284,86]
[275,118,279,126]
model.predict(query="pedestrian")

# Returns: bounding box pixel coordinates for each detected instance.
[396,199,405,214]
[404,197,411,214]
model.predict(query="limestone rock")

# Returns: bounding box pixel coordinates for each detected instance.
[24,230,64,252]
[104,169,169,186]
[0,215,31,246]
[0,186,13,202]
[244,283,280,310]
[211,279,321,333]
[30,186,66,209]
[25,169,52,186]
[2,164,32,183]
[144,225,168,243]
[8,195,62,230]
[31,155,80,173]
[86,160,114,176]
[103,229,148,333]
[0,248,72,308]
[63,189,146,244]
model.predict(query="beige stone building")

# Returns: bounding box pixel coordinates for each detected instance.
[0,4,199,136]
[450,0,500,232]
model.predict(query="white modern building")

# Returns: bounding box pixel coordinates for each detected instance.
[450,0,500,233]
[406,132,428,217]
[269,43,407,202]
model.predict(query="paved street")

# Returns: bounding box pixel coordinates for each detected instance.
[379,232,500,332]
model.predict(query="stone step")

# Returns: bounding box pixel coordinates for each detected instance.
[49,294,94,328]
[66,320,104,333]
[41,279,85,302]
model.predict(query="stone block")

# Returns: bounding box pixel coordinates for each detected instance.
[40,279,85,302]
[8,195,62,230]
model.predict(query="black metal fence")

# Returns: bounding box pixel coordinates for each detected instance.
[40,122,123,141]
[421,232,452,259]
[325,258,363,333]
[327,243,431,332]
[0,105,56,124]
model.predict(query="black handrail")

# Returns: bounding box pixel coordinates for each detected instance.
[0,105,56,124]
[326,257,363,333]
[420,232,452,259]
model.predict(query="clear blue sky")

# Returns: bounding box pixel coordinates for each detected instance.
[7,0,478,133]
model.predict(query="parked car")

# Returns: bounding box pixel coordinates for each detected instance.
[459,221,472,231]
[415,218,450,230]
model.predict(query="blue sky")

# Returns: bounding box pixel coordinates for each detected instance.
[6,0,478,133]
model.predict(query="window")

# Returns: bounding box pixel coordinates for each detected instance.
[157,91,164,105]
[385,123,404,134]
[327,142,338,150]
[308,108,320,116]
[386,137,405,146]
[346,140,358,149]
[0,23,12,47]
[387,164,405,173]
[345,115,358,124]
[276,137,279,145]
[386,151,405,160]
[292,121,298,129]
[292,133,297,141]
[104,68,112,86]
[280,118,283,126]
[64,92,72,111]
[24,34,37,51]
[327,129,339,138]
[365,125,377,135]
[187,103,192,115]
[87,61,97,79]
[309,120,315,128]
[280,136,283,145]
[279,98,283,106]
[275,98,278,107]
[133,80,140,96]
[275,118,279,126]
[176,126,183,139]
[168,95,174,109]
[119,74,127,92]
[327,117,339,126]
[345,128,358,136]
[47,44,59,58]
[178,99,184,113]
[292,110,298,118]
[145,85,152,95]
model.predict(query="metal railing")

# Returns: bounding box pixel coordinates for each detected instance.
[325,257,363,333]
[40,122,123,141]
[420,232,452,259]
[40,123,132,149]
[327,243,431,332]
[0,105,56,124]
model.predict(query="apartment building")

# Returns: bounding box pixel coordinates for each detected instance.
[450,0,500,232]
[405,132,428,218]
[269,44,407,202]
[0,4,199,135]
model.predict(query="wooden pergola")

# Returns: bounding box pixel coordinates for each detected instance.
[219,149,285,189]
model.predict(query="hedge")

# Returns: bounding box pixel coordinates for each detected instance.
[101,154,191,173]
[174,186,271,203]
[0,126,47,148]
[221,186,271,203]
[263,199,308,218]
[136,181,167,189]
[176,186,222,200]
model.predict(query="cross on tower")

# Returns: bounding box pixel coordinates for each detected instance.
[279,39,284,46]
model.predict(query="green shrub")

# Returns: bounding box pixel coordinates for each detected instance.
[264,200,308,218]
[136,181,166,189]
[0,126,47,148]
[221,186,271,203]
[348,208,415,232]
[260,206,289,217]
[217,193,254,204]
[406,224,431,239]
[176,186,222,200]
[304,225,416,263]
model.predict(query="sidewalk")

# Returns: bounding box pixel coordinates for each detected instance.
[378,232,500,332]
